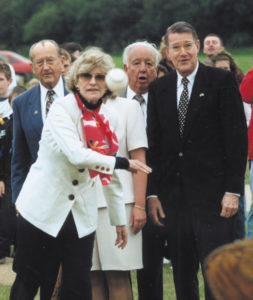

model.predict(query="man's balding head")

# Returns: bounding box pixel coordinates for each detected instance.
[123,41,160,94]
[30,40,63,89]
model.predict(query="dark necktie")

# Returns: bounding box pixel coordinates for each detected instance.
[178,77,189,137]
[133,94,145,105]
[46,90,55,116]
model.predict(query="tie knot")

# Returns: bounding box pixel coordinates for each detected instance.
[47,90,55,97]
[133,94,144,104]
[182,77,189,87]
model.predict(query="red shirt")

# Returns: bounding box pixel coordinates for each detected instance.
[240,69,253,159]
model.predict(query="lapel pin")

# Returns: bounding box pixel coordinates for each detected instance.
[34,110,38,115]
[199,93,205,98]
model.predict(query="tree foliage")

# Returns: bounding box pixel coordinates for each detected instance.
[1,0,253,53]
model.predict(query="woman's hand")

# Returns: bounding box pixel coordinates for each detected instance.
[115,225,128,249]
[128,160,152,174]
[130,206,146,234]
[0,181,5,198]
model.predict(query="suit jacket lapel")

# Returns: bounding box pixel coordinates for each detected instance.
[28,85,43,136]
[183,63,208,140]
[63,76,69,96]
[162,73,182,145]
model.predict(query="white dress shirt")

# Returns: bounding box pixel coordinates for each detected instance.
[40,76,65,122]
[126,86,148,125]
[176,62,199,107]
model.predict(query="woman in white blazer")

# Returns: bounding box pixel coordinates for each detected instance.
[10,48,151,300]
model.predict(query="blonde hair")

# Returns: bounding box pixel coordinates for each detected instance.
[66,47,115,93]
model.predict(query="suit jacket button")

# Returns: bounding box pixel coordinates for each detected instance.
[179,152,183,157]
[176,172,180,177]
[101,167,105,171]
[78,168,85,172]
[106,168,110,172]
[72,180,78,186]
[96,166,99,169]
[68,194,75,200]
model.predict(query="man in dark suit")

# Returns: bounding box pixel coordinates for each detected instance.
[145,22,248,300]
[11,39,68,299]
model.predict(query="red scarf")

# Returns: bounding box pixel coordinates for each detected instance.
[74,92,119,185]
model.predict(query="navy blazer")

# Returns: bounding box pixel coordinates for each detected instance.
[11,81,68,202]
[146,63,248,214]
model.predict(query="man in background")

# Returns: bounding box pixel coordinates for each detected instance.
[119,41,160,124]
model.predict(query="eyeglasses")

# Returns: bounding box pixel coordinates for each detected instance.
[34,57,58,67]
[79,73,105,81]
[169,42,195,53]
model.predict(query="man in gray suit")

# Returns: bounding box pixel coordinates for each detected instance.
[119,41,160,123]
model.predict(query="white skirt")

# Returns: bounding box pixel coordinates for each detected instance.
[91,203,143,271]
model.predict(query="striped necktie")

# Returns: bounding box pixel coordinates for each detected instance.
[133,94,145,105]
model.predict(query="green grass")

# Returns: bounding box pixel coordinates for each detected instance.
[0,285,39,300]
[0,264,204,300]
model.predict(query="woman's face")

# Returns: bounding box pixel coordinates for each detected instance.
[215,60,231,71]
[76,67,106,104]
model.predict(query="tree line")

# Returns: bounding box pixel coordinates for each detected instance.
[1,0,253,54]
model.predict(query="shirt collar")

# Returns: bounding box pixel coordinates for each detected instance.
[176,61,199,88]
[127,86,148,104]
[40,76,65,101]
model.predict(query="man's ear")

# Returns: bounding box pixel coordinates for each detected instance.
[123,64,128,73]
[8,78,13,87]
[165,46,170,60]
[31,62,36,75]
[196,40,200,54]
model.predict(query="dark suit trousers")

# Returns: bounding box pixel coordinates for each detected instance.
[10,213,95,300]
[0,178,16,259]
[138,207,235,300]
[137,218,165,300]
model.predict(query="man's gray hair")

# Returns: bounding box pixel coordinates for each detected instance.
[29,40,61,61]
[123,41,161,66]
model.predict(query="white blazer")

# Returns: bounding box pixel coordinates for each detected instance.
[15,93,126,238]
[96,97,148,208]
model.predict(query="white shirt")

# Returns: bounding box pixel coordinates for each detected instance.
[8,64,17,93]
[0,98,12,119]
[126,86,148,125]
[176,62,199,107]
[40,76,65,122]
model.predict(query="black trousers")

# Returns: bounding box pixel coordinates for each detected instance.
[10,213,95,300]
[0,178,16,259]
[137,207,235,300]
